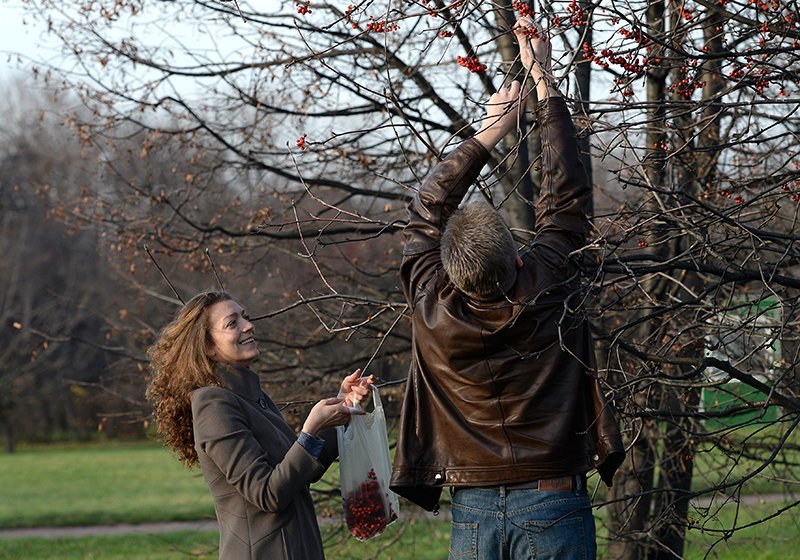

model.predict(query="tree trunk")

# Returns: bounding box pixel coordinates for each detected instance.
[0,408,14,454]
[607,0,670,557]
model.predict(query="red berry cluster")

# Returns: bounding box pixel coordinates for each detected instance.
[295,0,311,15]
[566,0,586,26]
[584,42,646,76]
[618,83,634,97]
[782,180,800,202]
[619,26,649,46]
[666,65,706,99]
[512,1,533,17]
[423,0,439,18]
[366,19,399,32]
[753,76,770,95]
[344,4,358,28]
[748,0,780,11]
[296,133,307,151]
[719,190,745,204]
[520,25,546,41]
[582,43,607,69]
[428,0,462,17]
[457,55,487,74]
[449,0,464,12]
[343,469,398,541]
[729,65,745,80]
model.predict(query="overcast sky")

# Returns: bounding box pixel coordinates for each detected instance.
[0,1,56,80]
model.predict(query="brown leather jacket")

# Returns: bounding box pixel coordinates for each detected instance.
[389,97,625,512]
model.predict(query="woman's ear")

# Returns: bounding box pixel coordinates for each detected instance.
[206,347,217,359]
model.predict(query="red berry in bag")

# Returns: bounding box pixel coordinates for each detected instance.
[343,470,398,540]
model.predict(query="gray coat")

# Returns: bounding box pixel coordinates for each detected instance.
[192,363,337,560]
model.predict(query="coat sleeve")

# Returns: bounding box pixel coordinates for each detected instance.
[313,427,339,481]
[401,138,490,303]
[191,387,326,514]
[530,97,592,269]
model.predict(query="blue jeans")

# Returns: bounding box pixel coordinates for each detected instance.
[448,479,596,560]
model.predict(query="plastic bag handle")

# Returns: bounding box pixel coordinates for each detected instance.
[370,385,383,413]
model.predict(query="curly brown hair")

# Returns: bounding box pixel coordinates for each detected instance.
[145,291,232,468]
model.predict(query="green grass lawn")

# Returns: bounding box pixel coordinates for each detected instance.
[0,441,797,559]
[0,442,215,528]
[0,531,221,560]
[681,500,800,560]
[1,503,798,560]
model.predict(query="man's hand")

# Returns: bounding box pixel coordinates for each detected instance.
[513,17,559,101]
[514,17,551,78]
[474,80,528,150]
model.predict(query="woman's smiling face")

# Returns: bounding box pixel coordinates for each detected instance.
[206,299,259,365]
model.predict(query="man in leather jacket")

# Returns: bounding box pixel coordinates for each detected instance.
[389,17,625,560]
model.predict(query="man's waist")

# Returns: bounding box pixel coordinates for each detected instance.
[456,473,586,493]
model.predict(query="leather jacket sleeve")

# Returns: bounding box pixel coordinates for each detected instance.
[401,138,490,303]
[531,97,592,262]
[402,97,591,301]
[403,138,490,257]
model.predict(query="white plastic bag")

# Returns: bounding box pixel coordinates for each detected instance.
[337,386,400,541]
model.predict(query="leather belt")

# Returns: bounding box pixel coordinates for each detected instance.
[460,474,585,493]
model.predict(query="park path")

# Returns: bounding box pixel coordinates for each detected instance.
[0,493,790,539]
[0,519,221,539]
[0,511,398,539]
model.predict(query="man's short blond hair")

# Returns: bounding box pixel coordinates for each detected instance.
[441,202,517,299]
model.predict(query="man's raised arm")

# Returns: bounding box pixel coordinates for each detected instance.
[514,17,592,259]
[403,81,528,258]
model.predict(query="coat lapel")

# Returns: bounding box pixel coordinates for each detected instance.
[213,363,297,443]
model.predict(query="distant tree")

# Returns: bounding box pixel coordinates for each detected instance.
[0,81,117,449]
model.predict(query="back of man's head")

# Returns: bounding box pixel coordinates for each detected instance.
[441,202,517,299]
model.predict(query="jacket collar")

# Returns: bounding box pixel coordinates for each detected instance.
[212,362,262,400]
[461,268,519,304]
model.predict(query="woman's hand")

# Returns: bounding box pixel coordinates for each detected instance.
[302,397,363,435]
[338,369,375,409]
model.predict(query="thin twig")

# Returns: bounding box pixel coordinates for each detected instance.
[143,244,184,304]
[204,247,226,292]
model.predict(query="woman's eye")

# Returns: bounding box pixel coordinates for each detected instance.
[227,320,237,328]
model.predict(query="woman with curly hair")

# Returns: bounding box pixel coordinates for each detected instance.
[146,290,373,560]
